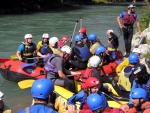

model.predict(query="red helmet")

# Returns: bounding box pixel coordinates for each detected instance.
[61,36,69,41]
[84,77,100,88]
[79,27,86,33]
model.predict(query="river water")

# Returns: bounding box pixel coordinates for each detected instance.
[0,2,143,112]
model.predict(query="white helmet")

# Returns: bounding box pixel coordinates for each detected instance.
[89,55,101,67]
[49,37,59,46]
[128,4,135,9]
[132,48,141,54]
[0,91,4,100]
[61,45,72,54]
[106,29,114,35]
[24,34,32,40]
[42,33,49,38]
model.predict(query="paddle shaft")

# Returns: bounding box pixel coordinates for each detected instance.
[26,57,43,60]
[70,20,79,47]
[101,92,123,105]
[80,17,82,28]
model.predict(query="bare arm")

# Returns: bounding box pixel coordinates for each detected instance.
[117,16,123,28]
[36,50,45,58]
[16,51,22,61]
[58,70,68,79]
[136,21,141,35]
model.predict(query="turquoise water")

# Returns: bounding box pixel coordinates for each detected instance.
[0,3,142,112]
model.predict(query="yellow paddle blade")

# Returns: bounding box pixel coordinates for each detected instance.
[10,55,18,60]
[18,80,35,89]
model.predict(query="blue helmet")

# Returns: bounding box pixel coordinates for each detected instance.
[31,78,54,99]
[74,35,83,42]
[88,34,97,41]
[87,93,103,111]
[129,53,138,64]
[95,46,106,55]
[130,88,147,100]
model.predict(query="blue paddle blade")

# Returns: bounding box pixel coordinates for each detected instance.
[21,62,37,68]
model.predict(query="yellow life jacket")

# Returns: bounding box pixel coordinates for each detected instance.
[118,67,131,91]
[50,46,60,55]
[90,42,100,55]
[116,58,129,73]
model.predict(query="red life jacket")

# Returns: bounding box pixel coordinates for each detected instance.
[80,109,93,113]
[122,12,136,25]
[103,108,125,113]
[81,68,96,83]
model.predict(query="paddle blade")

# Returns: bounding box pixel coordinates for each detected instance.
[10,55,18,60]
[0,58,10,63]
[21,62,37,68]
[18,80,35,89]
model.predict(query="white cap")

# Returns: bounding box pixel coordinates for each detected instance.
[132,48,141,54]
[128,4,135,9]
[0,91,4,100]
[106,29,114,35]
[89,55,101,67]
[24,34,32,39]
[61,45,72,54]
[49,37,59,46]
[42,33,49,38]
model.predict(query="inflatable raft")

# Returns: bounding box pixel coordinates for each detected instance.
[0,60,46,82]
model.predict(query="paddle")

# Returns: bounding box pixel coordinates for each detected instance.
[101,92,123,105]
[70,20,79,47]
[21,62,37,68]
[80,17,82,28]
[10,55,18,60]
[18,79,35,89]
[0,58,10,63]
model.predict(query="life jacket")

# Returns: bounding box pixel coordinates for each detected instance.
[107,40,116,51]
[103,108,124,113]
[75,46,90,61]
[137,78,150,99]
[44,53,60,73]
[81,68,96,83]
[40,42,49,55]
[122,12,136,25]
[21,42,34,57]
[118,67,131,91]
[80,109,93,113]
[50,47,60,55]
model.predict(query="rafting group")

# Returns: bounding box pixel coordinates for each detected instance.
[1,4,150,113]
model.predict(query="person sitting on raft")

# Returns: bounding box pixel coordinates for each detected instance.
[58,36,69,48]
[79,27,90,48]
[18,78,58,113]
[44,45,81,92]
[88,33,100,55]
[36,33,53,57]
[83,93,127,113]
[49,37,60,55]
[69,34,91,70]
[85,55,127,97]
[16,34,37,63]
[106,29,119,61]
[67,77,108,109]
[116,48,144,75]
[128,63,150,108]
[0,91,4,113]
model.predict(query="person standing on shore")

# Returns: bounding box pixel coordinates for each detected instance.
[117,4,141,57]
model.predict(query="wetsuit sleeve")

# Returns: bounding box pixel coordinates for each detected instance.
[33,43,37,51]
[116,58,129,73]
[17,44,24,52]
[70,47,81,60]
[134,13,138,21]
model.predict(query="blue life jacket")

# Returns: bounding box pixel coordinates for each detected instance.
[40,44,49,55]
[75,46,90,61]
[44,53,60,73]
[67,90,108,109]
[18,104,58,113]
